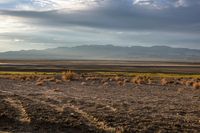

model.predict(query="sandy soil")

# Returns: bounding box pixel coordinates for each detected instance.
[0,78,200,133]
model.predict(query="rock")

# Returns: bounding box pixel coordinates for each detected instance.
[81,82,87,86]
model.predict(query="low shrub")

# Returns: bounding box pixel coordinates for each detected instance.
[192,82,200,89]
[161,78,168,85]
[62,70,76,81]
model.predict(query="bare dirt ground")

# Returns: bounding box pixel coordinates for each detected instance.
[0,77,200,133]
[1,60,200,73]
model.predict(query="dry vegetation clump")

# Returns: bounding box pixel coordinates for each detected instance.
[52,88,62,92]
[62,70,76,81]
[36,80,44,86]
[29,75,37,80]
[34,75,63,85]
[101,78,109,84]
[160,78,172,85]
[131,77,139,84]
[185,80,193,87]
[119,79,129,86]
[25,76,32,81]
[147,78,152,85]
[114,76,121,81]
[36,77,43,82]
[9,76,17,80]
[117,81,124,86]
[179,79,187,85]
[160,78,168,85]
[131,76,145,85]
[123,78,130,83]
[55,79,62,84]
[192,82,200,89]
[10,75,24,81]
[113,76,127,86]
[177,88,185,93]
[8,75,39,81]
[172,78,179,85]
[19,76,26,81]
[91,77,99,80]
[85,77,98,81]
[175,78,199,88]
[35,76,46,86]
[169,78,200,88]
[47,77,56,82]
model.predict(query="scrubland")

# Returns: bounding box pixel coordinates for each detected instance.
[0,71,200,133]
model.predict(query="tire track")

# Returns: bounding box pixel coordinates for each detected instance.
[0,90,124,133]
[3,97,31,123]
[42,91,124,132]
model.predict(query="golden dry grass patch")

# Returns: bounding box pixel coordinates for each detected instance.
[192,82,200,89]
[161,78,168,85]
[62,70,76,81]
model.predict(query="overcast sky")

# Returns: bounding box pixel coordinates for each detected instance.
[0,0,200,52]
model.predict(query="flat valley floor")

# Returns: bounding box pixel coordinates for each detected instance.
[0,78,200,133]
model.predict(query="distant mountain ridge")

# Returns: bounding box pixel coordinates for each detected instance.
[0,45,200,61]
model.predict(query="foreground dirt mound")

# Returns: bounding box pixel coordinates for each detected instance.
[0,79,200,133]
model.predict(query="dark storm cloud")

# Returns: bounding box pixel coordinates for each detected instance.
[0,0,200,33]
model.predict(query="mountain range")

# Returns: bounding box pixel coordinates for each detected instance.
[0,45,200,61]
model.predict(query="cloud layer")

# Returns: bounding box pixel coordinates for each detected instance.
[1,0,200,10]
[0,0,200,51]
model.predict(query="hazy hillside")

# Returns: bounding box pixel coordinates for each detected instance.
[0,45,200,61]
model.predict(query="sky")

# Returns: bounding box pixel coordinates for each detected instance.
[0,0,200,52]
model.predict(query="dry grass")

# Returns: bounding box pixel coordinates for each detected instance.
[185,81,193,87]
[62,71,76,81]
[131,76,145,85]
[52,88,62,92]
[55,79,62,84]
[123,78,130,83]
[114,76,121,81]
[47,77,56,82]
[161,78,168,85]
[36,81,44,86]
[192,82,200,89]
[2,71,200,90]
[8,75,40,82]
[179,79,186,85]
[117,81,124,86]
[147,79,152,85]
[131,77,138,84]
[85,77,98,81]
[95,72,200,79]
[101,78,109,84]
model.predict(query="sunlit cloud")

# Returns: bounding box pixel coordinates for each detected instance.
[0,0,105,11]
[132,0,200,9]
[0,15,36,33]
